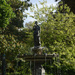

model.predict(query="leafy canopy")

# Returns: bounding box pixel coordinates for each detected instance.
[0,0,15,28]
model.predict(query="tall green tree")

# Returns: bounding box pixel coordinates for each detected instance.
[7,0,32,28]
[0,0,32,74]
[0,0,15,74]
[4,0,32,41]
[0,0,15,29]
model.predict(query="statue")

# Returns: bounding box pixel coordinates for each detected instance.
[33,21,41,47]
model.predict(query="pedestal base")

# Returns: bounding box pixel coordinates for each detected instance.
[32,46,43,55]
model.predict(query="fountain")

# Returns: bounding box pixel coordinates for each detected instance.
[18,21,58,75]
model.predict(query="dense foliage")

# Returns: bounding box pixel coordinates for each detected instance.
[55,0,75,14]
[0,0,75,75]
[0,0,32,74]
[0,0,15,28]
[7,0,32,28]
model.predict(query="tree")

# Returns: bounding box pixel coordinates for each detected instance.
[55,0,75,14]
[0,0,15,29]
[0,0,32,74]
[0,34,28,74]
[4,0,32,40]
[0,0,15,74]
[7,0,32,28]
[26,0,75,74]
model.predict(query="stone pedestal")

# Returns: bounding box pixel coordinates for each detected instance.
[32,46,43,55]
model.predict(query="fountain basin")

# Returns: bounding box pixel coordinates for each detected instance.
[18,54,58,61]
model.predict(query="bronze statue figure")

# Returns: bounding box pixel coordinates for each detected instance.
[33,21,41,47]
